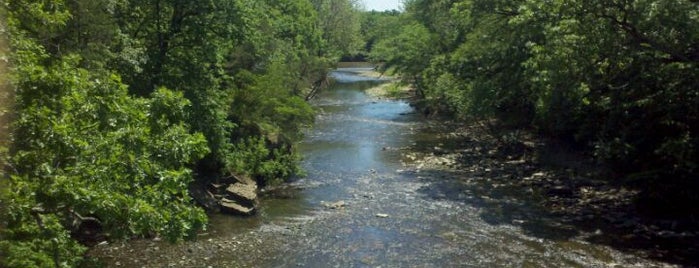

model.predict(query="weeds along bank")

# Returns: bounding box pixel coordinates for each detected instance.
[0,0,364,267]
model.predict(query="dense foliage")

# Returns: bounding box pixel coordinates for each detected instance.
[313,0,364,59]
[0,0,361,266]
[369,0,698,214]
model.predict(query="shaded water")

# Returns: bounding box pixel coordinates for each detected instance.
[91,68,675,267]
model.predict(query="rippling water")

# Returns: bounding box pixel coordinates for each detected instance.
[213,68,664,266]
[90,68,675,267]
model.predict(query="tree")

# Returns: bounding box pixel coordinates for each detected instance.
[518,0,698,211]
[360,10,401,56]
[311,0,364,59]
[373,0,699,215]
[1,0,363,266]
[226,0,319,185]
[2,1,210,266]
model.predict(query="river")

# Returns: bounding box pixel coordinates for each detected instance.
[89,67,677,267]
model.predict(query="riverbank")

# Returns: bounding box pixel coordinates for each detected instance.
[408,120,699,266]
[365,80,412,100]
[351,62,699,265]
[346,67,413,99]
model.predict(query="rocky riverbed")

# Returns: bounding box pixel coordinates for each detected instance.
[87,68,697,267]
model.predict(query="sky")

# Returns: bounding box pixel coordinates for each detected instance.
[361,0,403,11]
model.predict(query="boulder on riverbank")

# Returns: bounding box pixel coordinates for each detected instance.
[191,174,259,216]
[220,182,258,215]
[220,197,255,216]
[216,175,258,216]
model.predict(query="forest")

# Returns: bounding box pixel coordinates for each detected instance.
[0,0,362,266]
[1,0,697,267]
[368,0,697,213]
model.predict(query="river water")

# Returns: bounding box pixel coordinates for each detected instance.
[90,68,675,267]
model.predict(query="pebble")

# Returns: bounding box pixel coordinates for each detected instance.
[322,200,346,209]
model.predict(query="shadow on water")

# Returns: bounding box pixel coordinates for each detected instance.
[410,125,699,266]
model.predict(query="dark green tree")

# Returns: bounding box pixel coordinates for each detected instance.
[372,0,699,214]
[1,0,352,266]
[2,1,209,266]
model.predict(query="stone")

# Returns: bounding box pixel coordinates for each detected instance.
[217,180,258,216]
[433,146,446,155]
[220,198,255,216]
[547,185,574,197]
[209,183,226,190]
[225,182,258,207]
[322,200,346,209]
[230,173,256,185]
